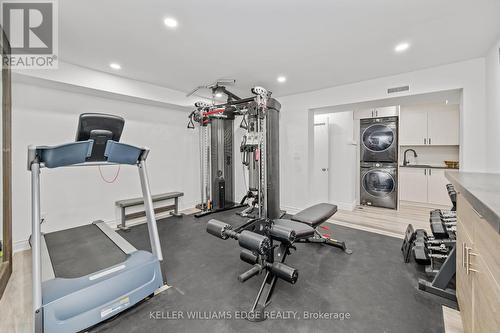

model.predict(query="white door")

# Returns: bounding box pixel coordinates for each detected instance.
[399,108,428,145]
[427,106,459,145]
[428,169,453,206]
[313,119,329,203]
[399,167,428,203]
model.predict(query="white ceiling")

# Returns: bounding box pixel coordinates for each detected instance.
[59,0,500,98]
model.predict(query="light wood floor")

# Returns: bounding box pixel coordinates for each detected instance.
[0,204,462,333]
[327,201,450,239]
[0,249,32,333]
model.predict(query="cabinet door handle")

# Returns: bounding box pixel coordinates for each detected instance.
[462,242,467,268]
[466,247,479,274]
[424,169,426,176]
[424,138,426,144]
[465,245,469,272]
[376,110,378,117]
[471,207,483,219]
[429,138,431,145]
[429,168,432,176]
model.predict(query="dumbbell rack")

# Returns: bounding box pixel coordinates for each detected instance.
[402,184,458,302]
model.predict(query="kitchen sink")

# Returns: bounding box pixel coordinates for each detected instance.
[400,164,450,169]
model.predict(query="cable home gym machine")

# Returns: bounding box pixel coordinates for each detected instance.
[187,81,282,219]
[189,85,351,321]
[28,114,164,333]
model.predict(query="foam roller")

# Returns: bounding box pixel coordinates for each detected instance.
[270,224,296,243]
[206,219,232,239]
[239,231,271,255]
[240,249,259,265]
[270,262,298,284]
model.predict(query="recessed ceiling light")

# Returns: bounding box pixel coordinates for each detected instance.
[109,63,121,70]
[277,76,287,83]
[215,92,223,98]
[164,17,178,28]
[395,42,410,53]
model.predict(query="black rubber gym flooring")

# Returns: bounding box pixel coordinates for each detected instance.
[89,208,455,333]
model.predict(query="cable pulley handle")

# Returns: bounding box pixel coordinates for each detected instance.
[239,115,248,130]
[187,111,196,129]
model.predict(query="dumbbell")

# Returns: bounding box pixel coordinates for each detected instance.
[414,229,428,244]
[238,249,298,284]
[440,209,456,218]
[413,243,431,265]
[207,219,271,255]
[430,222,451,239]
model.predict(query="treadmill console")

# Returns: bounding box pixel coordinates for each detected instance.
[76,113,125,161]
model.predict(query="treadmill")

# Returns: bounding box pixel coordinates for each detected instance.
[28,113,164,333]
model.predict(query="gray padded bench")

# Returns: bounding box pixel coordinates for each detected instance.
[292,203,338,227]
[116,191,183,230]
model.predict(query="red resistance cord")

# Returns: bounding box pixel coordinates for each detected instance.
[203,108,225,117]
[98,165,121,183]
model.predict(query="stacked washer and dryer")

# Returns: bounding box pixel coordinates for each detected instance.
[360,115,398,209]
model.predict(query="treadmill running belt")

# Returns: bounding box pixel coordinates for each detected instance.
[44,224,127,278]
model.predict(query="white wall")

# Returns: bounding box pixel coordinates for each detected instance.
[12,82,200,251]
[486,36,500,172]
[279,58,486,212]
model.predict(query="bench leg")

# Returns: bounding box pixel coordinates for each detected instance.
[117,207,129,231]
[246,243,289,322]
[297,230,352,254]
[169,197,183,217]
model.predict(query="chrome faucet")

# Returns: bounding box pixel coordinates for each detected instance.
[403,149,418,166]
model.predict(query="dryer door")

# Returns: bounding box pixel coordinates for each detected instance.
[361,123,397,162]
[361,169,396,198]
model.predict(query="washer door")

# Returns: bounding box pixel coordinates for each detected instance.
[362,169,395,198]
[362,124,395,152]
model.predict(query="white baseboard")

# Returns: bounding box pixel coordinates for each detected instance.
[14,239,30,253]
[336,201,357,211]
[281,205,302,215]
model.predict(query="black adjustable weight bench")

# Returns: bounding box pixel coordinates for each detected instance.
[206,203,351,321]
[291,203,352,254]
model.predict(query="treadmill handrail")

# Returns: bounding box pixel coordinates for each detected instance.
[27,141,150,170]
